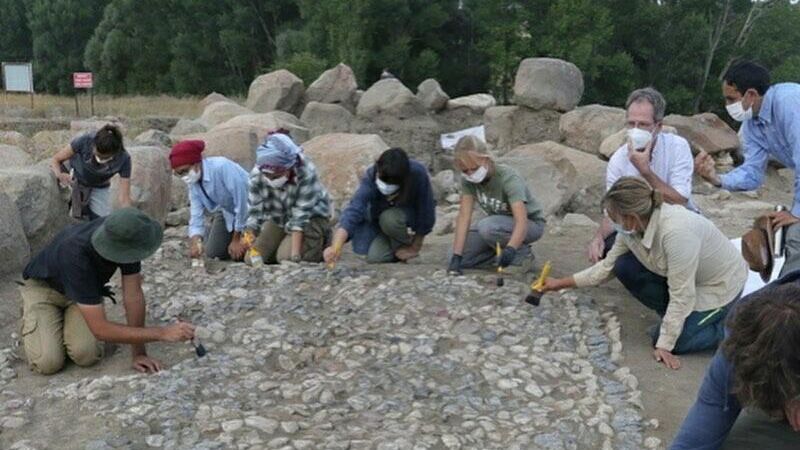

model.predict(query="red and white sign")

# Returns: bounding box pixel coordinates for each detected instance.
[73,72,93,89]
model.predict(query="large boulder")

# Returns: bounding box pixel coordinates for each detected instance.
[185,112,308,171]
[663,113,739,155]
[305,63,358,111]
[31,130,74,161]
[431,169,460,202]
[559,104,626,156]
[300,102,353,137]
[351,115,441,166]
[170,175,189,211]
[497,152,577,217]
[198,102,253,129]
[3,144,34,167]
[246,69,305,114]
[506,141,607,214]
[110,146,171,225]
[170,118,207,139]
[513,58,584,112]
[70,117,125,135]
[301,133,389,206]
[134,129,172,148]
[484,106,561,155]
[416,79,449,112]
[356,79,423,119]
[200,92,236,109]
[446,94,496,115]
[0,191,30,274]
[599,126,679,159]
[0,165,69,253]
[0,131,34,154]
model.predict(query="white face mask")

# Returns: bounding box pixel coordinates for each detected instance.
[612,222,636,236]
[627,128,653,150]
[266,176,289,189]
[375,177,400,196]
[464,165,488,184]
[181,168,201,185]
[726,100,753,122]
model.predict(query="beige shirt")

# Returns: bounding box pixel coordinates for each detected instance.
[573,204,747,351]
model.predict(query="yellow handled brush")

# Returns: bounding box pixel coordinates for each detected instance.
[495,242,504,287]
[327,241,343,280]
[525,261,551,306]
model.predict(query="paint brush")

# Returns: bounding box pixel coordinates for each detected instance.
[191,338,207,358]
[495,242,504,287]
[525,261,552,306]
[327,241,343,281]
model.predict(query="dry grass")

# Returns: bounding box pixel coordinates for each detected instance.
[0,92,210,119]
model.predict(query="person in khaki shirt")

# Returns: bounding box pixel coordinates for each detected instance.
[540,177,747,370]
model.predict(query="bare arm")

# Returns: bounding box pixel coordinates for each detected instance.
[507,201,529,249]
[452,194,475,255]
[291,231,303,258]
[117,177,132,207]
[51,145,75,185]
[122,273,148,356]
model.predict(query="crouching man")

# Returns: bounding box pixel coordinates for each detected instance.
[19,208,195,375]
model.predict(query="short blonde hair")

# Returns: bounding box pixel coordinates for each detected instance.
[453,136,492,172]
[603,177,663,219]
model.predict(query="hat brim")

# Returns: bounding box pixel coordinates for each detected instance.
[91,218,163,264]
[742,227,774,283]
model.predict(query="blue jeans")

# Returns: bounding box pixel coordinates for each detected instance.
[604,233,733,354]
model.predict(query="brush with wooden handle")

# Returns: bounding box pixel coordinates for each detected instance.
[525,261,551,306]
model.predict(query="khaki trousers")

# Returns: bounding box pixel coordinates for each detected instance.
[252,217,330,264]
[18,280,103,375]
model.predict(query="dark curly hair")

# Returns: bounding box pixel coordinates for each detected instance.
[722,282,800,418]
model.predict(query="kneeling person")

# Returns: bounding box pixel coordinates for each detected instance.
[540,177,747,370]
[447,136,546,275]
[324,147,436,264]
[170,140,250,261]
[245,133,332,263]
[20,208,195,375]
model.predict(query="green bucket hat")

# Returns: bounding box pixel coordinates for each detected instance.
[91,207,163,264]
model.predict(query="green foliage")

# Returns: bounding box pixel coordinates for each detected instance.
[4,0,799,114]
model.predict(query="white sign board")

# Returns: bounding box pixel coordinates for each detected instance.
[440,125,485,151]
[730,237,785,296]
[2,62,33,93]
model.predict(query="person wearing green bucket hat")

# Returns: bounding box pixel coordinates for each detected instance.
[19,207,196,375]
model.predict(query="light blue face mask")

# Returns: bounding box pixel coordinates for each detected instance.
[612,222,636,236]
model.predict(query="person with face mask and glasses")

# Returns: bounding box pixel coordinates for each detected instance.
[323,147,435,265]
[246,132,332,264]
[696,61,800,279]
[538,177,747,370]
[587,88,697,317]
[169,139,250,261]
[50,124,132,219]
[447,136,546,276]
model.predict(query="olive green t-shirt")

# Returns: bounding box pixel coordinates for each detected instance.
[461,164,544,222]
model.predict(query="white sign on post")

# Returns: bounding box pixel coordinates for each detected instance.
[2,62,33,92]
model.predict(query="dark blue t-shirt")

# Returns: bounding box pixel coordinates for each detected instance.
[70,132,131,188]
[23,218,140,305]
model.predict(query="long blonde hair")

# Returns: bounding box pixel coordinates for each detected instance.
[603,177,663,220]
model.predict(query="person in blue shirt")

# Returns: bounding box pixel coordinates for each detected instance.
[169,140,250,261]
[695,61,800,277]
[670,270,800,450]
[323,148,436,264]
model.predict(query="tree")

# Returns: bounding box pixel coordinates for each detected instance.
[27,0,108,94]
[0,0,31,62]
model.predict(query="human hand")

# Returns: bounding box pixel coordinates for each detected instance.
[694,151,720,186]
[160,321,195,342]
[538,277,566,293]
[447,255,463,276]
[498,246,517,268]
[628,139,653,175]
[323,246,341,265]
[653,347,681,370]
[227,236,248,261]
[132,355,163,374]
[57,172,73,188]
[768,210,800,229]
[189,237,203,259]
[395,245,420,262]
[587,236,605,263]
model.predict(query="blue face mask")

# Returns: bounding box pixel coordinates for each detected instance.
[612,222,636,236]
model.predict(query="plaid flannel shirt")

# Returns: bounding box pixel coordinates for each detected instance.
[245,157,331,232]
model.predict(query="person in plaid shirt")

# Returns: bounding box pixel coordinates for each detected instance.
[245,133,332,263]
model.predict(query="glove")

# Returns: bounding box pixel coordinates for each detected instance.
[498,246,517,268]
[448,254,463,276]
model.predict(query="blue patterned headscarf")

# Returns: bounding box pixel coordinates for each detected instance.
[255,133,302,171]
